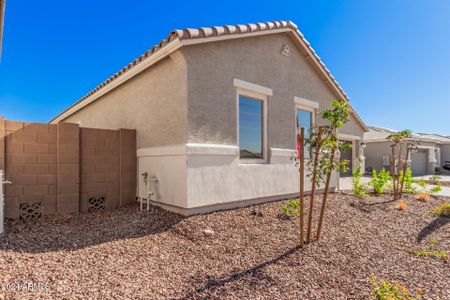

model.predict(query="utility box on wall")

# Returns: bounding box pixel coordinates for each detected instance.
[0,117,136,219]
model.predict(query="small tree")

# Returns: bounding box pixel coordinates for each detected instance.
[387,130,412,200]
[293,100,351,243]
[315,100,351,240]
[306,126,326,241]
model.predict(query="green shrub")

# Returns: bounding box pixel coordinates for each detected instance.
[399,168,416,194]
[370,275,421,300]
[430,203,450,217]
[412,241,449,262]
[429,175,441,185]
[281,199,301,216]
[429,184,442,194]
[369,168,391,195]
[352,165,367,198]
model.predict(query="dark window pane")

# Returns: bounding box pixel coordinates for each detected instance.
[296,109,312,159]
[239,96,263,159]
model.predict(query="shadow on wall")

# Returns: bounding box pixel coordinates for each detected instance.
[0,204,184,254]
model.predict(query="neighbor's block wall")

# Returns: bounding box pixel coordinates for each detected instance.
[1,118,136,219]
[57,123,80,214]
[4,121,59,218]
[119,129,137,206]
[80,127,120,212]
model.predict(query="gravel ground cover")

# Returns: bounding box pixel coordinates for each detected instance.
[0,193,449,299]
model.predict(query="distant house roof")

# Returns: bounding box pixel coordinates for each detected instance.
[50,20,368,131]
[365,126,450,144]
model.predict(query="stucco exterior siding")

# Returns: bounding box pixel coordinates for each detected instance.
[365,141,395,172]
[63,53,188,149]
[181,33,365,148]
[57,30,367,215]
[442,145,450,163]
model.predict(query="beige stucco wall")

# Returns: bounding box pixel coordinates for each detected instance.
[441,144,450,164]
[63,53,188,149]
[180,32,366,148]
[365,140,442,175]
[364,141,393,172]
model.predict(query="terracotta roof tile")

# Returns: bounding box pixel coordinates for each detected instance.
[52,20,361,127]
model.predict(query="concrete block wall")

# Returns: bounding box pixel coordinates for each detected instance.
[80,127,120,212]
[0,117,136,219]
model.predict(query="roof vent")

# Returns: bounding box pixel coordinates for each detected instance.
[281,45,291,57]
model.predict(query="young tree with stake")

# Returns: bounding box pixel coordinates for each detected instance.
[387,130,412,200]
[315,101,351,240]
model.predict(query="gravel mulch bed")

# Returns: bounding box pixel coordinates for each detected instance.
[0,194,449,299]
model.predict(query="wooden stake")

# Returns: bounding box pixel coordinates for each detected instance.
[391,145,397,200]
[316,147,335,241]
[299,128,305,247]
[307,127,322,242]
[399,146,411,199]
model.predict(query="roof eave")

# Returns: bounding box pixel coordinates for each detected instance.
[51,21,369,132]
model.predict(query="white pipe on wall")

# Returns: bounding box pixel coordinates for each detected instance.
[0,170,11,236]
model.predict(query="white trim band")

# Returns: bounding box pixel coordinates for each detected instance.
[294,97,320,109]
[270,148,296,158]
[137,143,239,157]
[233,79,273,96]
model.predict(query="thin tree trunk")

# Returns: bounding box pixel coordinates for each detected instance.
[316,147,336,241]
[396,144,403,195]
[307,127,322,242]
[391,145,397,200]
[399,147,410,199]
[299,128,305,247]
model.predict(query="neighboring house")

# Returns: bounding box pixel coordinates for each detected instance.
[51,21,368,215]
[0,0,5,57]
[364,126,450,176]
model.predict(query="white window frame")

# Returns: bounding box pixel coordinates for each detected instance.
[294,97,319,160]
[234,79,271,164]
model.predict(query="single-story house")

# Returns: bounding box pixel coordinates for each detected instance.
[50,20,368,215]
[364,126,450,176]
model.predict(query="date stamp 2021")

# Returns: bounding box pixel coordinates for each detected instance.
[1,282,48,292]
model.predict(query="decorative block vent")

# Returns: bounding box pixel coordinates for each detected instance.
[19,202,42,220]
[88,196,106,212]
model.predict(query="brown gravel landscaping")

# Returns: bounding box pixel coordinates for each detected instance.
[0,193,449,299]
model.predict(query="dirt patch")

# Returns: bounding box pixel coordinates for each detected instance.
[0,194,449,299]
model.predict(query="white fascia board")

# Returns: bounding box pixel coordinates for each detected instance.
[233,79,273,96]
[51,39,182,124]
[294,97,319,109]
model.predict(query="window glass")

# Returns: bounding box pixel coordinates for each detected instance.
[239,96,263,159]
[296,109,312,159]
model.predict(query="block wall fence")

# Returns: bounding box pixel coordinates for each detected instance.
[0,117,136,219]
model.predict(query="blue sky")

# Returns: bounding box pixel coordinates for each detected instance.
[1,0,449,134]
